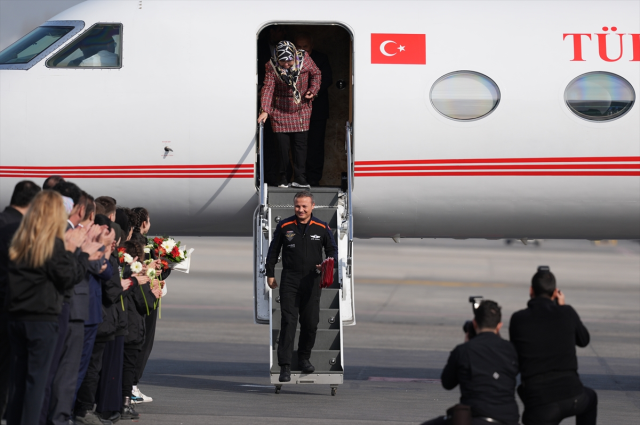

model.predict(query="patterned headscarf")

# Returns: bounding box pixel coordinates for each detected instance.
[270,40,305,104]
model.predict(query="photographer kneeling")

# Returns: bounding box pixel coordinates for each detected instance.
[422,300,520,425]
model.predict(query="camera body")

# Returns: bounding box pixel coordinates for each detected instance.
[462,296,483,339]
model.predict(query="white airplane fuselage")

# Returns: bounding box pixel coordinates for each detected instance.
[1,0,639,239]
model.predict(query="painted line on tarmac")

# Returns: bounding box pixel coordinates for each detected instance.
[368,377,441,383]
[358,278,508,288]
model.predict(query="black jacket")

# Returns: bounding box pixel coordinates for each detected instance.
[8,238,87,321]
[68,252,105,322]
[265,214,337,279]
[441,332,520,425]
[509,297,590,407]
[0,206,22,228]
[97,256,124,342]
[122,264,157,347]
[309,50,333,120]
[0,222,20,320]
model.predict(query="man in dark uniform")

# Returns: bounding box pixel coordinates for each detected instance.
[422,300,520,425]
[265,190,337,382]
[295,33,333,186]
[510,268,597,425]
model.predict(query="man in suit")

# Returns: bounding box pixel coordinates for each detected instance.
[0,181,41,420]
[0,180,41,228]
[295,33,333,186]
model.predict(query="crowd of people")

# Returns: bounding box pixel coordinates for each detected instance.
[0,176,169,425]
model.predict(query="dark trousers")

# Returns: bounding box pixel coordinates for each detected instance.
[306,119,327,185]
[275,131,308,183]
[135,308,157,385]
[6,320,59,425]
[122,345,140,399]
[74,324,98,402]
[0,314,10,420]
[277,275,321,367]
[262,120,279,186]
[39,303,70,425]
[522,386,597,425]
[45,320,84,425]
[75,341,106,415]
[96,336,123,414]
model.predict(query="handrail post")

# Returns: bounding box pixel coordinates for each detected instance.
[346,122,353,242]
[259,122,265,207]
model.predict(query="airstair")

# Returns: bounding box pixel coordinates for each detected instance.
[253,123,355,396]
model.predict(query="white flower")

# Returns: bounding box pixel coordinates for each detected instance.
[146,268,157,279]
[123,253,133,264]
[130,261,143,274]
[161,238,176,252]
[144,247,150,254]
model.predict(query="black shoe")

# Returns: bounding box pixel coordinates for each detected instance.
[279,365,291,382]
[299,358,315,373]
[121,396,139,420]
[76,410,109,425]
[102,411,120,424]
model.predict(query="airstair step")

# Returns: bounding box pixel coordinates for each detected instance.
[270,349,343,373]
[272,329,341,351]
[268,186,341,207]
[272,309,340,330]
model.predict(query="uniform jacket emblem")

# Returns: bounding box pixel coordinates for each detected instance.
[310,235,321,241]
[285,230,295,241]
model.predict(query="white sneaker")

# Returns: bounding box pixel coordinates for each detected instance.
[132,385,153,403]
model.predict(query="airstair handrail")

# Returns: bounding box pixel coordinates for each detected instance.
[345,122,354,242]
[259,122,266,207]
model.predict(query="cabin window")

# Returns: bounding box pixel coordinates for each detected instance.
[430,71,501,121]
[0,23,84,70]
[47,23,122,68]
[565,72,635,122]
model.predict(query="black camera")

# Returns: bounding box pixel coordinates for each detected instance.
[462,296,483,339]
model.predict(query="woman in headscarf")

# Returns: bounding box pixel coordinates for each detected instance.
[258,40,321,188]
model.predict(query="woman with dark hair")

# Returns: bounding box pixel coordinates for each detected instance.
[6,191,95,425]
[128,207,169,403]
[258,40,321,188]
[114,208,132,242]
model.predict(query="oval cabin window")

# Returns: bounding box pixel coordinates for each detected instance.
[565,72,635,122]
[430,71,501,121]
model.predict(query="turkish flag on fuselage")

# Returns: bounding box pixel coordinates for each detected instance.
[371,33,426,64]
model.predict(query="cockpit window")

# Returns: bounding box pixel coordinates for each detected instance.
[0,26,74,65]
[47,24,122,68]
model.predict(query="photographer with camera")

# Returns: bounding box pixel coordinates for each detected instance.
[509,267,597,425]
[422,300,519,425]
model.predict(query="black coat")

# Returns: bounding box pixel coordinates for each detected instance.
[0,206,22,228]
[122,263,157,348]
[96,256,124,342]
[8,238,87,321]
[441,332,520,425]
[509,297,590,407]
[0,222,20,319]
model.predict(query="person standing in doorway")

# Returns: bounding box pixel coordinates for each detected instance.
[258,41,321,188]
[265,191,337,382]
[295,33,333,186]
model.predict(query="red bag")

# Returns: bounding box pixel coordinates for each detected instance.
[320,258,334,288]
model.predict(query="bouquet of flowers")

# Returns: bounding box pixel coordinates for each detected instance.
[148,236,194,273]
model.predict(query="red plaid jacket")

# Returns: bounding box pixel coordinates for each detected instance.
[260,52,321,133]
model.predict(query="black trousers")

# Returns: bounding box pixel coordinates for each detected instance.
[275,131,308,183]
[96,336,123,414]
[421,417,506,425]
[0,313,10,420]
[122,345,140,399]
[522,386,597,425]
[135,308,157,385]
[277,274,321,367]
[39,302,70,425]
[6,320,59,425]
[306,119,327,185]
[46,320,84,425]
[75,341,106,415]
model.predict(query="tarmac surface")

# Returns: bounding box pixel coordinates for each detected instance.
[131,237,639,424]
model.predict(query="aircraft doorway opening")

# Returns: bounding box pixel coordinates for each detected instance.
[257,23,353,189]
